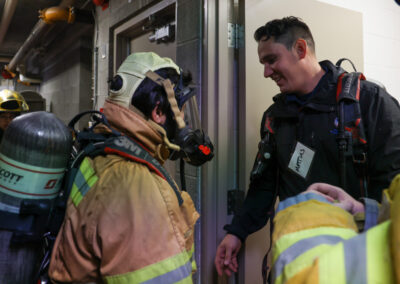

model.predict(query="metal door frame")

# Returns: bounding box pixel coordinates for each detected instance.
[201,0,246,283]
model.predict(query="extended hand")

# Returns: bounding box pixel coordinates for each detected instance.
[214,234,242,277]
[305,183,365,214]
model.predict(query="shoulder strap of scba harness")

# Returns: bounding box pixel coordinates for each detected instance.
[71,134,183,205]
[67,110,183,205]
[336,71,369,197]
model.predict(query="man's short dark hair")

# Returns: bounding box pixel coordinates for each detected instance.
[254,16,315,53]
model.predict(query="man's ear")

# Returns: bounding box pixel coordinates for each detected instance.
[151,102,167,124]
[294,39,307,59]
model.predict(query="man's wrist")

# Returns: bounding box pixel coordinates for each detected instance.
[223,224,247,243]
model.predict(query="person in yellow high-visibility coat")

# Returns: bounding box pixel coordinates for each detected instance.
[271,175,400,284]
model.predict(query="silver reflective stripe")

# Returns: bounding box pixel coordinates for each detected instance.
[361,198,379,230]
[277,192,330,213]
[73,168,91,197]
[0,201,19,213]
[344,232,366,283]
[142,261,192,284]
[274,235,343,278]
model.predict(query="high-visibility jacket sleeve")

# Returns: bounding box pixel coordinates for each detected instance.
[271,193,359,283]
[271,192,397,284]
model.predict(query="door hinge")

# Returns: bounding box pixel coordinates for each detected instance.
[227,189,245,215]
[228,23,244,49]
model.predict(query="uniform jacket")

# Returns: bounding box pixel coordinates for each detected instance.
[225,60,400,241]
[49,100,199,283]
[270,174,400,284]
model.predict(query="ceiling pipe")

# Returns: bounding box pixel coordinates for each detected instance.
[39,7,75,24]
[0,0,19,46]
[4,0,76,76]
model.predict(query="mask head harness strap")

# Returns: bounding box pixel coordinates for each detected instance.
[145,70,186,130]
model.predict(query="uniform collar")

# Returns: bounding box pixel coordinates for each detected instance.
[270,60,346,116]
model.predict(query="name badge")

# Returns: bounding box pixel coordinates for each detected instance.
[288,142,315,179]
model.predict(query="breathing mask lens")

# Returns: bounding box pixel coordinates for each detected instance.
[174,72,196,110]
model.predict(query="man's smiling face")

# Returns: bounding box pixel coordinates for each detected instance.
[258,37,303,94]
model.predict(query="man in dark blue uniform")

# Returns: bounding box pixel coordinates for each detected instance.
[215,16,400,277]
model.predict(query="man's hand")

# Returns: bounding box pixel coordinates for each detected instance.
[214,234,242,277]
[305,183,364,214]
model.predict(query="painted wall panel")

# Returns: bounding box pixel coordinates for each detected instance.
[318,0,400,100]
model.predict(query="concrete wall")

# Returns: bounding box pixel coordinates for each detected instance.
[40,27,93,128]
[0,79,13,91]
[318,0,400,101]
[0,79,38,92]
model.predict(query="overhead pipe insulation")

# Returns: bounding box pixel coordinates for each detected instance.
[0,0,19,46]
[3,0,76,77]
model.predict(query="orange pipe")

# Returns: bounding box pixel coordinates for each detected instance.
[5,0,76,73]
[39,7,75,24]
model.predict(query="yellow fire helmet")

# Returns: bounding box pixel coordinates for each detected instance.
[0,89,29,112]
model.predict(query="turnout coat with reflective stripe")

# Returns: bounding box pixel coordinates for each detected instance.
[271,175,400,284]
[49,100,199,283]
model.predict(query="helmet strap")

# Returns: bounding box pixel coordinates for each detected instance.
[145,71,186,129]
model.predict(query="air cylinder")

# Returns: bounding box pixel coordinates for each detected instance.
[0,111,72,284]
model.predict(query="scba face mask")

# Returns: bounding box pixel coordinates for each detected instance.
[170,126,214,166]
[109,52,214,166]
[145,70,214,166]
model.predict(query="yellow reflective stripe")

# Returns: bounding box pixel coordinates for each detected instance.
[189,244,197,273]
[272,227,356,263]
[367,221,394,283]
[191,258,197,272]
[70,158,98,207]
[319,243,346,284]
[104,247,195,284]
[70,183,82,207]
[274,244,334,284]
